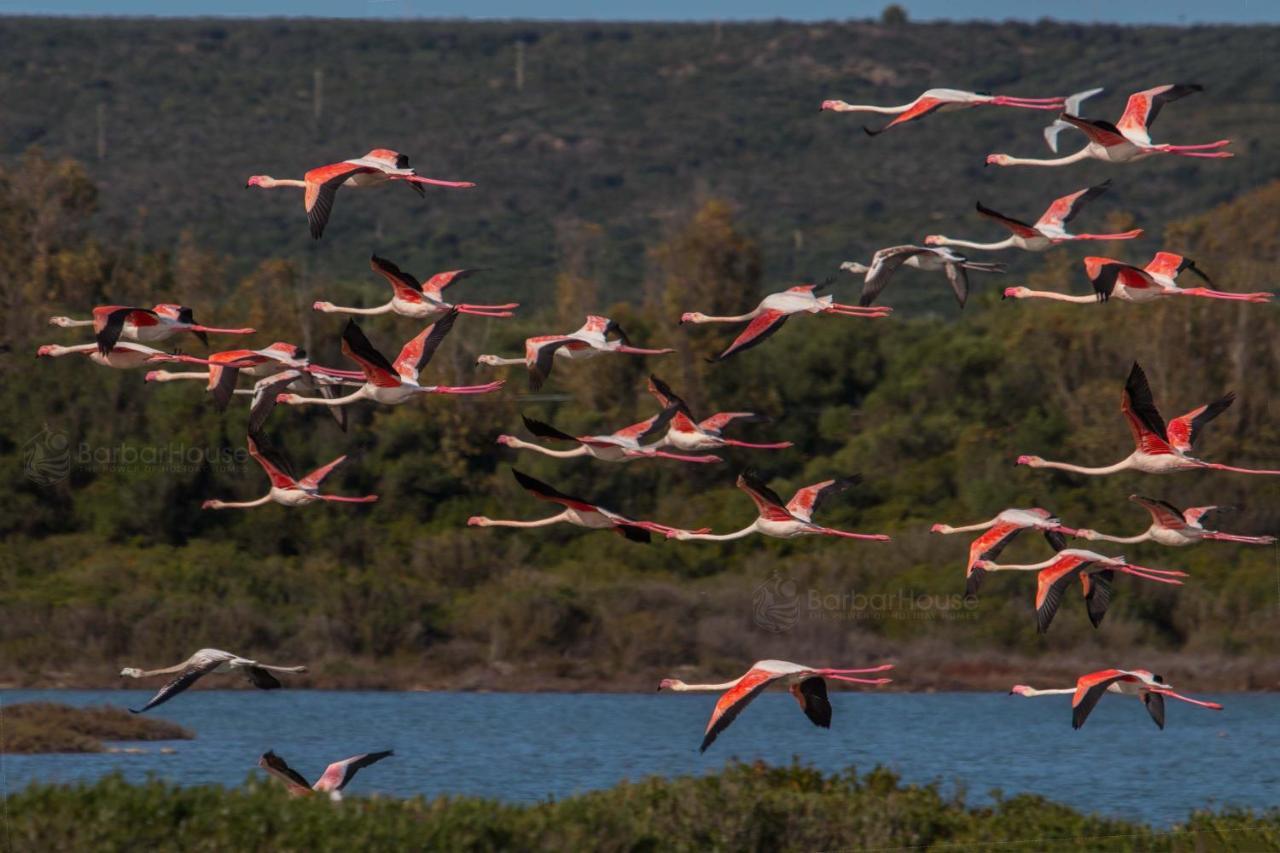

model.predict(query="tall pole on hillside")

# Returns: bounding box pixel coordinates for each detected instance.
[96,103,106,161]
[515,40,525,92]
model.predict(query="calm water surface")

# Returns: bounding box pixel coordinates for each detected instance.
[3,689,1276,826]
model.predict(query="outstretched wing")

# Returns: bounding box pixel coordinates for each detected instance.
[341,321,401,388]
[1035,181,1110,232]
[130,653,229,713]
[393,310,459,382]
[521,415,579,443]
[1165,394,1235,454]
[243,666,283,690]
[511,468,598,513]
[975,202,1039,238]
[699,412,764,434]
[614,406,678,443]
[247,371,302,433]
[700,667,785,752]
[94,306,157,355]
[1183,505,1225,526]
[863,96,947,136]
[1088,259,1155,302]
[1081,569,1115,629]
[1129,494,1187,530]
[313,750,394,793]
[246,432,297,489]
[526,337,576,391]
[369,255,427,303]
[422,268,486,297]
[858,246,934,307]
[1059,113,1131,148]
[1071,669,1136,729]
[1145,252,1213,286]
[736,470,792,521]
[1116,84,1203,145]
[259,751,314,792]
[793,677,832,728]
[303,163,373,239]
[964,522,1023,597]
[786,475,861,523]
[1034,556,1085,634]
[709,310,788,362]
[1142,691,1166,729]
[1121,363,1173,455]
[942,262,970,308]
[299,455,348,490]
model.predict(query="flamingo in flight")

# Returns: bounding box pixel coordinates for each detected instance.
[820,88,1064,135]
[1018,362,1280,476]
[120,648,307,713]
[646,375,793,453]
[925,181,1141,252]
[202,432,377,510]
[246,148,475,239]
[1005,252,1272,305]
[668,471,891,543]
[680,284,891,362]
[477,315,672,390]
[37,341,245,371]
[1011,668,1222,730]
[840,246,1006,309]
[314,255,518,320]
[467,468,696,542]
[242,369,359,432]
[972,548,1187,633]
[987,84,1232,167]
[1043,86,1105,152]
[49,303,254,355]
[658,659,893,752]
[498,412,720,464]
[277,313,504,410]
[930,508,1079,597]
[145,342,361,409]
[1074,494,1275,547]
[260,750,393,801]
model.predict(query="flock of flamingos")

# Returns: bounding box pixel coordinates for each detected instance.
[37,82,1274,796]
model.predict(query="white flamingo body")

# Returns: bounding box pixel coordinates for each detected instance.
[1011,668,1222,729]
[120,647,308,712]
[1005,252,1272,306]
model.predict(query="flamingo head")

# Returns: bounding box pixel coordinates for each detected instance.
[201,499,224,510]
[1003,286,1032,300]
[819,99,847,111]
[276,393,301,405]
[475,354,502,367]
[1073,529,1100,540]
[839,261,869,275]
[1009,684,1035,696]
[144,370,163,382]
[1016,455,1045,468]
[679,312,707,325]
[495,435,517,447]
[312,301,334,312]
[245,175,272,188]
[47,316,75,327]
[466,516,490,527]
[929,523,951,534]
[36,345,59,357]
[972,559,997,571]
[657,678,684,691]
[119,667,142,678]
[922,235,945,246]
[985,153,1013,167]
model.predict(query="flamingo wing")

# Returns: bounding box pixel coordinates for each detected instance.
[511,468,598,513]
[1089,260,1156,302]
[313,750,394,793]
[1142,692,1166,729]
[1071,669,1136,729]
[246,432,297,489]
[736,470,793,522]
[710,310,789,362]
[614,406,678,443]
[130,652,231,713]
[247,371,302,433]
[1121,363,1173,456]
[369,255,427,303]
[1081,569,1115,628]
[964,522,1023,597]
[1059,113,1131,148]
[1182,505,1224,526]
[1129,494,1188,530]
[863,96,946,135]
[299,455,348,490]
[303,163,373,239]
[392,309,459,382]
[1145,252,1213,286]
[521,415,579,443]
[94,306,157,355]
[786,475,861,523]
[1116,84,1203,145]
[943,262,970,308]
[859,246,933,306]
[1035,181,1111,232]
[1035,555,1088,634]
[259,751,315,793]
[975,202,1040,238]
[1165,394,1235,453]
[646,375,702,432]
[527,337,576,391]
[700,667,786,752]
[699,412,764,434]
[242,666,283,690]
[422,268,486,297]
[792,676,832,728]
[340,320,401,388]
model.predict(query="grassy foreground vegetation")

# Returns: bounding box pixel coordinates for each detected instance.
[0,702,192,753]
[6,762,1279,851]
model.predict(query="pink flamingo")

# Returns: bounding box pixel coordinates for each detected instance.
[477,315,672,390]
[1011,668,1222,729]
[925,181,1141,252]
[246,148,474,238]
[37,341,247,371]
[48,303,254,354]
[930,508,1079,596]
[314,255,518,320]
[202,433,377,510]
[260,750,393,801]
[1018,362,1280,476]
[646,375,793,453]
[987,84,1232,167]
[145,342,360,409]
[498,412,720,464]
[1004,252,1272,305]
[821,87,1064,135]
[658,659,894,751]
[120,648,307,713]
[1074,495,1275,547]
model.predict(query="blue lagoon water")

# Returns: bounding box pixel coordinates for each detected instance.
[3,689,1276,826]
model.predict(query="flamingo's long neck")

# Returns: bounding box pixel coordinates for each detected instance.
[826,101,911,115]
[985,558,1058,572]
[125,663,188,678]
[317,302,395,316]
[995,148,1094,167]
[930,237,1016,251]
[688,308,763,324]
[1086,530,1151,544]
[676,524,758,542]
[1016,687,1076,697]
[1033,458,1134,476]
[936,519,998,534]
[481,512,572,529]
[481,355,527,367]
[260,177,308,188]
[504,439,588,459]
[212,494,275,509]
[148,370,211,382]
[288,388,366,407]
[667,679,743,692]
[49,316,94,327]
[1013,290,1097,304]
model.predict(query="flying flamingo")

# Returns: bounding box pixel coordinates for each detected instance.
[1043,86,1105,151]
[476,315,673,390]
[1010,668,1223,730]
[277,313,503,410]
[840,246,1006,309]
[314,255,518,320]
[144,342,359,409]
[467,469,696,543]
[680,284,892,362]
[201,432,377,510]
[646,375,792,453]
[48,303,255,354]
[1074,494,1275,547]
[1004,252,1273,305]
[260,750,393,801]
[246,148,475,238]
[987,84,1232,167]
[1017,362,1280,476]
[924,181,1141,252]
[243,369,359,432]
[820,88,1064,135]
[120,648,307,713]
[972,548,1187,633]
[930,508,1079,596]
[37,341,246,371]
[658,659,894,752]
[497,412,721,463]
[667,471,891,543]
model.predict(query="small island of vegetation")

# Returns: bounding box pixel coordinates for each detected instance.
[1,702,193,754]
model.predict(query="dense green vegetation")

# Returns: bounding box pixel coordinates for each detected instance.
[7,762,1279,851]
[1,18,1279,311]
[1,702,192,753]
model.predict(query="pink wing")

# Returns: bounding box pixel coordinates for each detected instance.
[1182,506,1218,526]
[299,455,347,490]
[698,412,757,435]
[1035,182,1109,231]
[247,435,296,489]
[713,310,789,361]
[700,667,787,751]
[1165,395,1235,454]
